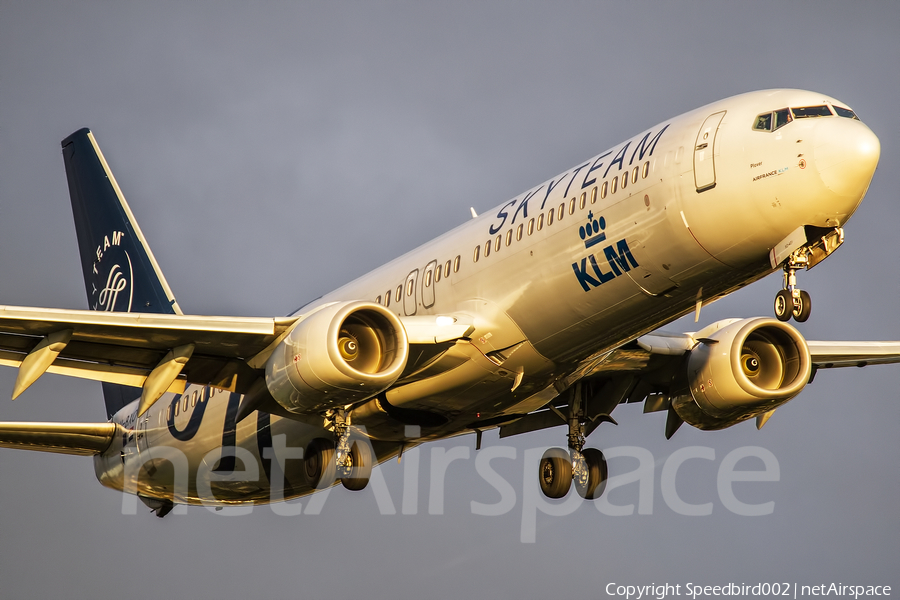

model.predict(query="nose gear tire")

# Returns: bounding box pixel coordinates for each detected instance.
[792,290,811,322]
[774,289,793,322]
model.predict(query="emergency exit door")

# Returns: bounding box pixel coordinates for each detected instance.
[693,111,725,192]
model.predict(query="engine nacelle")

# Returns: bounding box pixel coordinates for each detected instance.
[265,301,409,414]
[672,317,811,430]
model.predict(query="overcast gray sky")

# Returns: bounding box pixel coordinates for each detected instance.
[1,2,899,599]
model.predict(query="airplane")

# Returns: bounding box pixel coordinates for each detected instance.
[1,88,898,517]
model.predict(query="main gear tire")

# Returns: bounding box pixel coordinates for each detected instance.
[539,447,572,499]
[574,448,608,499]
[304,437,336,490]
[341,440,373,491]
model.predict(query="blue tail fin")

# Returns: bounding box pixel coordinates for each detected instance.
[61,128,183,417]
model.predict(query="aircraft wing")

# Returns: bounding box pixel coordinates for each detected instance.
[632,330,900,369]
[0,304,477,401]
[0,421,123,455]
[500,324,900,440]
[0,304,300,396]
[805,341,900,368]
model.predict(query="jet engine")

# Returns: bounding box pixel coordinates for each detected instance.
[671,318,811,430]
[265,301,409,414]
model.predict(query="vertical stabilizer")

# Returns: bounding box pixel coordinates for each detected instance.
[61,128,183,417]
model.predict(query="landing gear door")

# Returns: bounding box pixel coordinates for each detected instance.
[693,111,725,192]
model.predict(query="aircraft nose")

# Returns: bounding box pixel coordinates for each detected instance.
[813,117,880,210]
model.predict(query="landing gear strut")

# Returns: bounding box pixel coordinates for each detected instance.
[538,383,608,500]
[774,250,811,323]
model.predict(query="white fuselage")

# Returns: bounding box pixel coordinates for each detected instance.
[96,89,880,505]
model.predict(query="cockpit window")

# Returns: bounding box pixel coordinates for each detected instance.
[753,108,792,132]
[753,113,773,131]
[774,108,792,129]
[833,105,859,120]
[791,105,833,118]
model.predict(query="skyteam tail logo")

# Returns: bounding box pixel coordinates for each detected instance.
[572,214,639,292]
[91,230,134,312]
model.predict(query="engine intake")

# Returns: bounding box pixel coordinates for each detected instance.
[265,301,409,414]
[673,318,811,430]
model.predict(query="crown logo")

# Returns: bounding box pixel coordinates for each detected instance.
[579,212,607,249]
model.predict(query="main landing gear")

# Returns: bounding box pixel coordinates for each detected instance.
[538,383,609,500]
[304,410,373,491]
[773,249,811,323]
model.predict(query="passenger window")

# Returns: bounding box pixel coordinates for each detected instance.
[621,172,628,190]
[425,269,432,287]
[833,106,859,120]
[191,391,198,407]
[453,255,460,272]
[484,240,491,258]
[395,286,402,303]
[753,113,773,131]
[601,181,608,199]
[473,245,480,262]
[406,279,414,296]
[611,177,618,194]
[792,105,833,118]
[590,186,597,204]
[167,406,172,421]
[505,230,513,246]
[182,396,189,412]
[434,268,441,283]
[445,260,452,277]
[547,209,554,226]
[376,295,382,305]
[631,166,639,184]
[557,204,564,221]
[527,218,535,235]
[569,198,576,214]
[579,192,586,210]
[174,400,180,417]
[516,223,523,241]
[537,213,544,230]
[774,108,792,130]
[642,161,649,179]
[385,291,391,307]
[495,235,502,252]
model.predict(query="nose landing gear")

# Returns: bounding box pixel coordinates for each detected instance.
[772,227,844,323]
[774,254,811,323]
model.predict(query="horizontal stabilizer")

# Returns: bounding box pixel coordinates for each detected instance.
[0,422,122,456]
